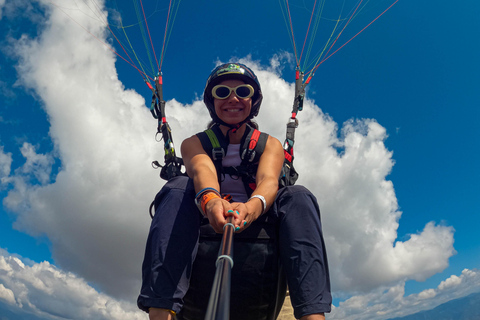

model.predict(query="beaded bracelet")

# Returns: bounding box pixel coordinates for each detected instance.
[248,194,267,215]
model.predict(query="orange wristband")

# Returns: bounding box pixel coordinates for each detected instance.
[201,192,221,214]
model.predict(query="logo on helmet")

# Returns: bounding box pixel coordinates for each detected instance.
[216,64,245,77]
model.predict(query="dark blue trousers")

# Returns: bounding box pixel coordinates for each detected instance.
[138,176,331,318]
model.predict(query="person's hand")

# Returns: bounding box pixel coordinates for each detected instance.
[229,202,248,232]
[230,200,262,233]
[205,198,239,233]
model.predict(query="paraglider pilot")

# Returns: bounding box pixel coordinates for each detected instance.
[138,63,332,320]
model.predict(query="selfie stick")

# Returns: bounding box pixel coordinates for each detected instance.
[204,217,235,320]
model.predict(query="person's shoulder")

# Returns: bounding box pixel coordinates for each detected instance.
[181,134,202,149]
[262,135,283,156]
[266,135,282,148]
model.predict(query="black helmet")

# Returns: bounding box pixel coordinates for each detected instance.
[203,63,263,124]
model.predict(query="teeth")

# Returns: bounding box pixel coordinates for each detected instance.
[226,109,240,112]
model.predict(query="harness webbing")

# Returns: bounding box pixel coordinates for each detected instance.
[149,74,184,181]
[280,69,304,187]
[197,124,268,197]
[244,129,261,162]
[206,130,221,148]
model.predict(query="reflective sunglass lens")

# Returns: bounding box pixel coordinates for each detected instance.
[235,86,251,98]
[215,86,231,98]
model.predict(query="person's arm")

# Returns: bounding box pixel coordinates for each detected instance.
[181,135,237,233]
[232,135,284,229]
[182,135,219,191]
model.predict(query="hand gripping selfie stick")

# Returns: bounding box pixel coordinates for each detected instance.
[204,216,235,320]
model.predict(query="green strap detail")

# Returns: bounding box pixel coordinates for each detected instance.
[205,129,221,149]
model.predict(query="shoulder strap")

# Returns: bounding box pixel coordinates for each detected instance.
[236,125,269,196]
[196,131,214,157]
[196,125,229,161]
[205,129,224,161]
[240,125,269,164]
[196,124,229,186]
[196,124,269,196]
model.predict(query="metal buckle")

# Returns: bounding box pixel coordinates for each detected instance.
[212,148,225,161]
[241,149,256,163]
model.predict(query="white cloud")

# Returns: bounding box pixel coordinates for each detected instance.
[0,145,12,188]
[0,249,145,320]
[1,246,478,320]
[0,0,5,20]
[417,288,436,300]
[438,274,462,291]
[0,0,44,24]
[329,268,480,320]
[0,284,15,305]
[2,0,462,318]
[16,142,54,185]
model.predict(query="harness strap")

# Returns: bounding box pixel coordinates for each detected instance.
[205,129,225,161]
[249,129,261,149]
[196,124,268,196]
[241,129,261,163]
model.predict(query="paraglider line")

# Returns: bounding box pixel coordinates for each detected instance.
[53,4,153,83]
[320,0,364,69]
[159,0,174,71]
[310,0,400,78]
[299,0,318,64]
[285,0,300,66]
[139,0,160,72]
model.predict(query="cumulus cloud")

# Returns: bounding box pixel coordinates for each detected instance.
[16,142,54,185]
[5,0,169,301]
[329,268,480,320]
[0,249,145,320]
[1,247,478,320]
[0,0,44,25]
[0,0,5,19]
[0,145,12,188]
[0,284,15,305]
[3,0,458,315]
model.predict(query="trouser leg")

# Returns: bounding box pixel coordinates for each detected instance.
[273,185,332,318]
[137,176,202,314]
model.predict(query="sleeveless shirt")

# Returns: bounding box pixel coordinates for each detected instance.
[221,144,249,202]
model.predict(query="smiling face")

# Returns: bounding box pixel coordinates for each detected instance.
[213,79,252,126]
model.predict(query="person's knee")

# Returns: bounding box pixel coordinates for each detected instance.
[275,184,321,220]
[154,176,194,210]
[163,175,192,192]
[277,184,315,202]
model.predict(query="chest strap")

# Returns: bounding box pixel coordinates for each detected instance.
[196,124,268,196]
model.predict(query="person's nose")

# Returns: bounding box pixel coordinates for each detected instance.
[227,90,239,102]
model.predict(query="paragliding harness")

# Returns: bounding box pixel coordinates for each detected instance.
[147,68,305,196]
[148,74,186,218]
[148,73,184,181]
[196,123,269,197]
[280,68,305,187]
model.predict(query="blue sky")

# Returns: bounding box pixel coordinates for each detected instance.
[1,0,479,319]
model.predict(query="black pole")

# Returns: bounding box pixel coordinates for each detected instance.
[204,217,235,320]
